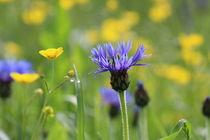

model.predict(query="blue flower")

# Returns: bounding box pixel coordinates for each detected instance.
[90,41,150,92]
[90,41,149,76]
[100,87,133,107]
[0,60,34,83]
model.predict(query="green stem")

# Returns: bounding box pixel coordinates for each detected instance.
[139,108,149,140]
[49,78,68,94]
[74,65,84,140]
[206,118,210,140]
[119,91,130,140]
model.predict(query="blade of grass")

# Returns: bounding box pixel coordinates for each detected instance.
[73,64,84,140]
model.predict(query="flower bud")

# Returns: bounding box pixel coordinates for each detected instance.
[42,106,54,118]
[67,70,75,77]
[0,82,11,99]
[202,96,210,118]
[35,88,43,95]
[134,82,149,108]
[110,70,130,92]
[109,104,120,119]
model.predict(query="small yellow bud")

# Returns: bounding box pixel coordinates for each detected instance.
[67,70,75,77]
[35,88,43,95]
[42,106,54,118]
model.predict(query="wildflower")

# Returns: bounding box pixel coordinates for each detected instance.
[101,12,139,42]
[100,87,132,118]
[134,82,150,108]
[156,65,191,85]
[35,88,43,95]
[179,33,203,50]
[106,0,118,11]
[181,50,203,66]
[202,96,210,118]
[0,60,35,98]
[59,0,75,10]
[22,1,49,25]
[90,41,149,92]
[149,2,171,22]
[10,73,39,84]
[42,106,54,118]
[4,42,22,57]
[39,47,63,59]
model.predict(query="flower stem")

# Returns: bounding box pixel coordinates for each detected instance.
[74,65,84,140]
[139,108,149,140]
[119,90,130,140]
[206,118,210,140]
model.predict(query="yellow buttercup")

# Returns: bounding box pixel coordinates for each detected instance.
[10,73,39,84]
[39,47,63,59]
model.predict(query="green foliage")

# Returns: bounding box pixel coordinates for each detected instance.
[160,119,191,140]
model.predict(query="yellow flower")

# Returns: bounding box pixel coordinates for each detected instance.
[106,0,118,11]
[101,11,139,42]
[181,49,203,66]
[121,11,140,26]
[39,47,63,59]
[149,3,171,22]
[42,106,54,118]
[178,33,204,49]
[59,0,75,10]
[0,0,12,3]
[10,73,39,84]
[156,65,191,85]
[4,42,22,56]
[22,1,49,25]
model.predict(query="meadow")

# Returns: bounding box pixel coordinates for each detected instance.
[0,0,210,140]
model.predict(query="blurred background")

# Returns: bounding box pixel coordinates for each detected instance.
[0,0,210,139]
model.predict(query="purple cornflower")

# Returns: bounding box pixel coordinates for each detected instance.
[100,87,133,118]
[90,41,149,92]
[0,59,34,98]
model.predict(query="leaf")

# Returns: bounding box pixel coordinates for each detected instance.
[160,119,191,140]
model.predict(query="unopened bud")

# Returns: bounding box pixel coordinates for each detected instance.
[35,88,43,95]
[202,96,210,118]
[109,105,120,119]
[134,82,150,108]
[0,82,12,99]
[67,70,75,77]
[42,106,54,118]
[110,70,130,92]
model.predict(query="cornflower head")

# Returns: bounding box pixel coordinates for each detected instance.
[100,87,132,118]
[90,41,149,92]
[134,81,150,108]
[0,60,35,98]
